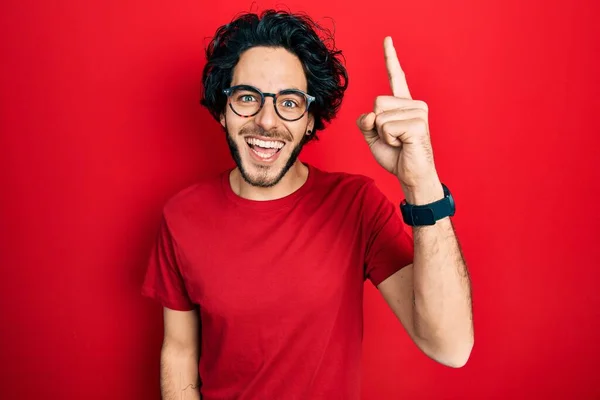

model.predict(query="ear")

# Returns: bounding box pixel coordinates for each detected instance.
[220,113,226,128]
[306,113,315,135]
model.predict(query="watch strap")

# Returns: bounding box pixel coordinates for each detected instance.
[400,183,455,226]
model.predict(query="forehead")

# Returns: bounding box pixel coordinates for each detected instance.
[231,46,307,92]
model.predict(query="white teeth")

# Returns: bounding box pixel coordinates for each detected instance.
[245,137,284,149]
[252,148,273,159]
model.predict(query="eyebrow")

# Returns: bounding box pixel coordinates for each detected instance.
[232,83,306,93]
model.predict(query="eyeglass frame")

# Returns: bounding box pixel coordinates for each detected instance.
[222,84,316,122]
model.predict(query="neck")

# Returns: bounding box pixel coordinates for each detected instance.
[229,161,309,201]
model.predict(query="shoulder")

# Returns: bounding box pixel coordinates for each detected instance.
[162,169,230,221]
[308,164,398,215]
[309,163,377,193]
[309,164,390,205]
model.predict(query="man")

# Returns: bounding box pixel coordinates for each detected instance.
[142,9,473,400]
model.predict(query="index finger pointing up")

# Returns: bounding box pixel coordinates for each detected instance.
[384,36,412,99]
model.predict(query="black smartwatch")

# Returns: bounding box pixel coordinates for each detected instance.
[400,183,455,226]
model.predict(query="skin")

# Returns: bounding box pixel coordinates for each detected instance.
[160,308,201,400]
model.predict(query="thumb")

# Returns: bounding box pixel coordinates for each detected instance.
[357,112,376,136]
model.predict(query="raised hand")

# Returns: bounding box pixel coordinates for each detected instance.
[357,36,441,199]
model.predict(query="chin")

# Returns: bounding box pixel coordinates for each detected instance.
[241,165,286,188]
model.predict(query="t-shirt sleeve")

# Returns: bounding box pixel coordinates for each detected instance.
[141,213,195,311]
[363,180,414,287]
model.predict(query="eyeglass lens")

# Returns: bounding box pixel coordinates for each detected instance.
[228,87,308,121]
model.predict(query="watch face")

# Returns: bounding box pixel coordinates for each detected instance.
[442,184,456,215]
[448,193,456,215]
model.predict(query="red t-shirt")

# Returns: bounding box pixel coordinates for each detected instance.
[142,162,414,400]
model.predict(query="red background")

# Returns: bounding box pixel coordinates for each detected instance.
[1,0,599,399]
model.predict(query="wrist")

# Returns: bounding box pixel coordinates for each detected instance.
[401,178,444,205]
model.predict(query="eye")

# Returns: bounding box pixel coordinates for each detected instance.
[281,99,298,108]
[239,94,257,103]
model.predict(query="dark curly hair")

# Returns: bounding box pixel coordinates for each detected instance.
[200,9,349,141]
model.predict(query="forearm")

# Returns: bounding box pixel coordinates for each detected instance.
[160,341,201,400]
[405,180,474,366]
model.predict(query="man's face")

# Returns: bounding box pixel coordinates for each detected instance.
[220,46,314,188]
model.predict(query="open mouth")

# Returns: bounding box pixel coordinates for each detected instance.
[245,137,285,161]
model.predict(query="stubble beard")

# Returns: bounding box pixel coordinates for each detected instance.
[225,126,309,188]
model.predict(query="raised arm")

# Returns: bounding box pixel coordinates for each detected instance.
[357,36,473,367]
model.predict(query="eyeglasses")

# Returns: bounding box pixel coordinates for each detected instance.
[222,84,315,122]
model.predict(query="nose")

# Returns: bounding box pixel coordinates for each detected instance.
[253,96,278,131]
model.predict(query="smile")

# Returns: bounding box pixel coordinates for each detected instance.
[245,137,285,162]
